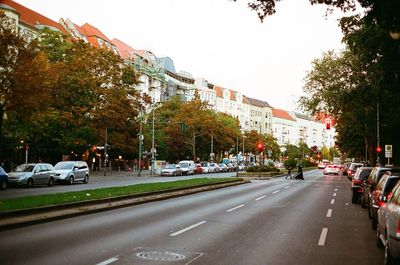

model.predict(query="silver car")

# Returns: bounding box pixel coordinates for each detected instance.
[54,161,89,184]
[377,180,400,265]
[161,164,183,176]
[7,163,56,187]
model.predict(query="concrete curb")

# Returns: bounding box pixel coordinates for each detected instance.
[0,179,250,231]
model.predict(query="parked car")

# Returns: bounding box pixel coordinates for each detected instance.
[54,161,89,184]
[377,180,400,265]
[361,166,400,209]
[346,162,364,180]
[7,163,56,187]
[178,160,195,175]
[369,174,400,229]
[200,162,211,173]
[0,166,8,189]
[318,161,329,169]
[194,163,203,174]
[161,164,183,176]
[351,167,373,204]
[323,164,340,175]
[218,163,229,172]
[208,162,220,173]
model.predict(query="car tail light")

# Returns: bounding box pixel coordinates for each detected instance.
[387,192,393,201]
[397,218,400,238]
[354,179,362,185]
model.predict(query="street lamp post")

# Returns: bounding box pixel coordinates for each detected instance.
[150,107,155,175]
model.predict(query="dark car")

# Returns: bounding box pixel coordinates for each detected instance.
[0,166,8,189]
[361,166,400,209]
[369,174,400,229]
[351,167,373,204]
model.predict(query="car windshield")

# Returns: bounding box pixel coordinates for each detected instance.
[179,163,188,167]
[54,162,74,170]
[165,164,176,169]
[0,167,6,174]
[13,164,35,172]
[201,163,208,167]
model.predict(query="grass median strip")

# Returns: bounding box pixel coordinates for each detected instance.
[0,178,237,212]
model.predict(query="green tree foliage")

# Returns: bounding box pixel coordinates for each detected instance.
[236,0,400,34]
[0,13,54,160]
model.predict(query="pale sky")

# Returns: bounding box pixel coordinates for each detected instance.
[15,0,348,110]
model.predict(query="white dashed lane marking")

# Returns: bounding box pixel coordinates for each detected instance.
[255,195,267,201]
[96,257,119,265]
[330,199,335,205]
[318,228,329,246]
[327,209,332,218]
[170,221,207,237]
[226,204,245,213]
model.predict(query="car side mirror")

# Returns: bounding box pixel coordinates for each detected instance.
[380,195,387,202]
[34,169,40,173]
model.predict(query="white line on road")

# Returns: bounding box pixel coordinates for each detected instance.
[338,176,341,181]
[327,209,332,218]
[318,228,329,246]
[284,186,290,189]
[334,188,338,191]
[170,221,207,237]
[331,199,335,205]
[272,190,281,194]
[255,195,267,201]
[333,193,337,197]
[96,257,119,265]
[227,204,245,212]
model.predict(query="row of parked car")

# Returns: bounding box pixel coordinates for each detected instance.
[349,164,400,265]
[161,160,242,176]
[0,161,90,189]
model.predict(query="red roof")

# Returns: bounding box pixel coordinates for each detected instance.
[272,109,296,121]
[229,90,236,101]
[80,23,112,48]
[214,86,223,98]
[112,38,135,60]
[2,0,68,34]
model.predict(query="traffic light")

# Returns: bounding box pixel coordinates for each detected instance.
[256,142,265,152]
[326,118,331,130]
[376,146,382,153]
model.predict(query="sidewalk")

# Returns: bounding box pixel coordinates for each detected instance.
[90,169,152,177]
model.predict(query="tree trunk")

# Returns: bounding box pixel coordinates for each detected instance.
[192,132,196,161]
[0,107,4,161]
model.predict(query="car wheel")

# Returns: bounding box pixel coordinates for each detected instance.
[83,175,89,184]
[376,229,384,248]
[361,194,367,208]
[368,205,373,219]
[1,180,7,190]
[26,178,33,188]
[384,239,398,265]
[68,176,74,185]
[351,192,358,204]
[48,177,54,187]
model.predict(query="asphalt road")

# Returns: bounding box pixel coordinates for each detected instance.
[0,170,384,265]
[0,171,236,199]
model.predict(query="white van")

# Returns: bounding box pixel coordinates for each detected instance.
[178,160,195,175]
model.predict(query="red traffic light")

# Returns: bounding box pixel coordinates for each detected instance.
[256,142,265,152]
[376,146,382,153]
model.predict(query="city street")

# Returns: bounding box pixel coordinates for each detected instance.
[0,170,384,265]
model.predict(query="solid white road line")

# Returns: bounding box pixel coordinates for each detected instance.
[255,195,267,201]
[272,190,281,194]
[318,228,329,246]
[327,209,333,218]
[170,221,207,237]
[96,257,119,265]
[330,199,335,205]
[227,204,245,212]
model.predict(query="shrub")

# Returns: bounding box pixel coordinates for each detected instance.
[246,165,280,173]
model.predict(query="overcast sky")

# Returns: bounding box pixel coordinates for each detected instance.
[15,0,348,111]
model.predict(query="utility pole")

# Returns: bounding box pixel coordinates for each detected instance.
[104,127,108,176]
[138,111,143,177]
[150,107,155,175]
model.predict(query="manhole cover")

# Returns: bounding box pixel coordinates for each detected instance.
[136,251,186,261]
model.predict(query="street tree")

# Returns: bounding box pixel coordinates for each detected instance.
[0,13,53,160]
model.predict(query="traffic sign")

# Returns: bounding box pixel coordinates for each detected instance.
[385,145,392,158]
